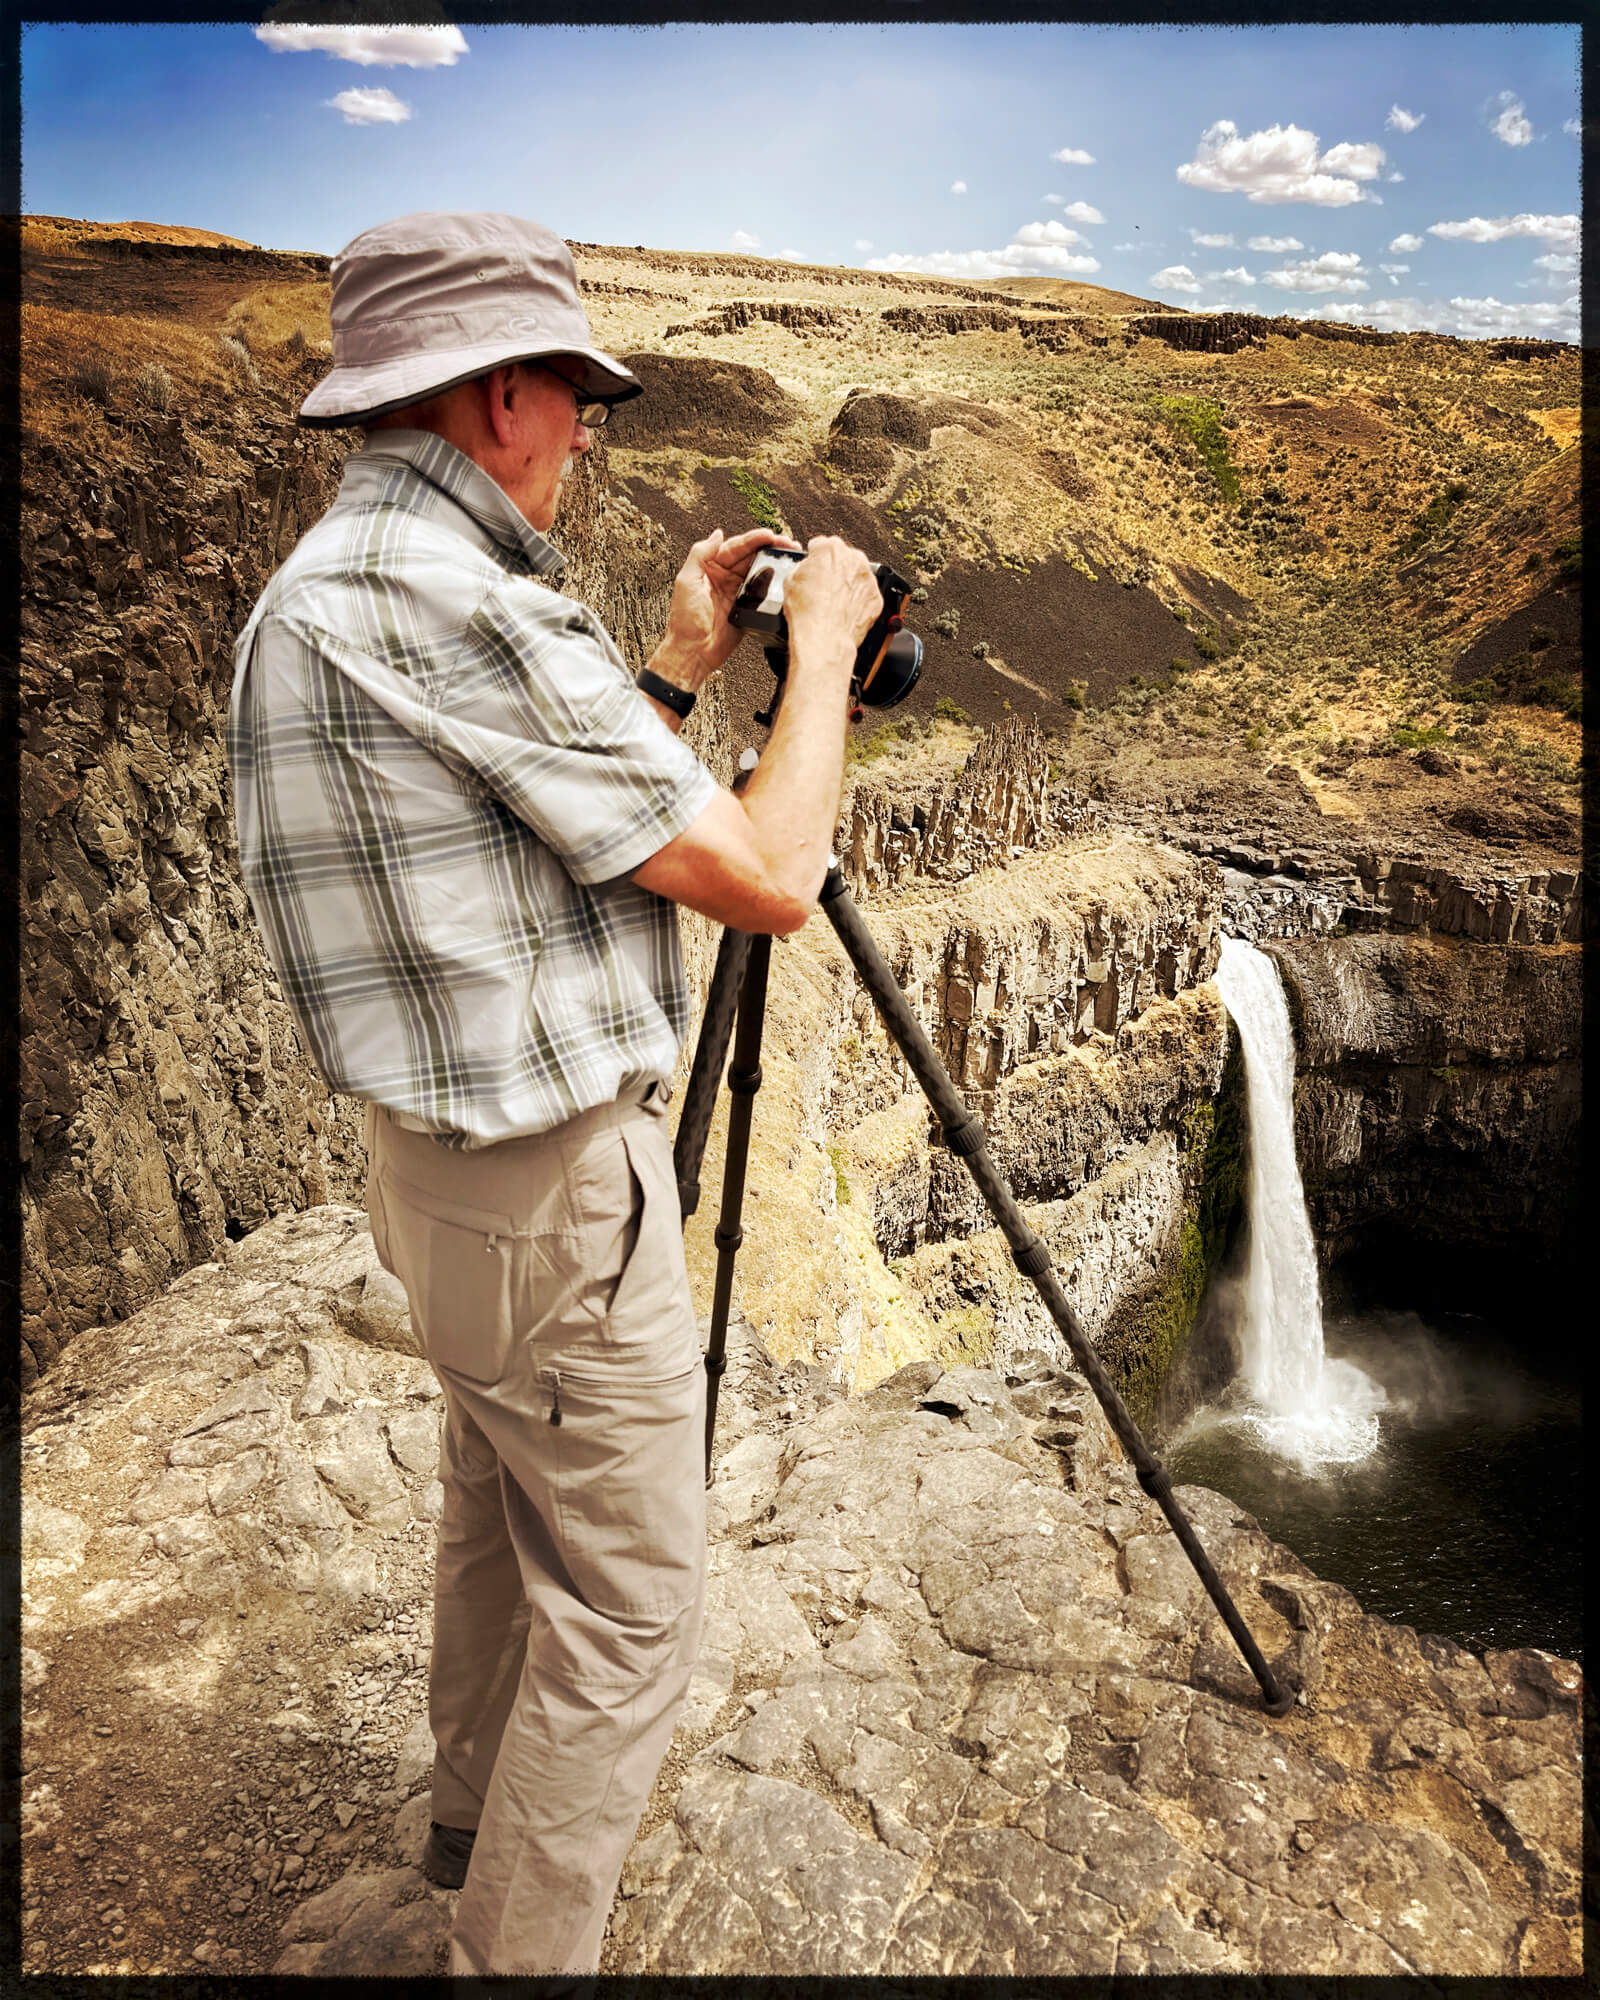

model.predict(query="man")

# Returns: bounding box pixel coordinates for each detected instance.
[226,211,880,1976]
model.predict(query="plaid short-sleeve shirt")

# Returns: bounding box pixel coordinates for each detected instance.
[227,430,718,1148]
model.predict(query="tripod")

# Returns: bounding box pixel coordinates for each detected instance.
[671,846,1295,1720]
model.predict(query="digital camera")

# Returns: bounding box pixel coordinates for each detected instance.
[730,546,924,711]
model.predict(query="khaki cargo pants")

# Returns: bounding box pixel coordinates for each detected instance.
[365,1089,706,1976]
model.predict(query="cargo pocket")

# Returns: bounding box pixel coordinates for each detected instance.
[377,1168,522,1386]
[566,1126,644,1328]
[545,1356,706,1623]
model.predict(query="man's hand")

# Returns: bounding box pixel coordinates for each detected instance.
[647,527,801,697]
[782,537,881,663]
[632,533,885,934]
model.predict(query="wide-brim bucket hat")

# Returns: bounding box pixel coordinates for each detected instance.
[299,210,642,428]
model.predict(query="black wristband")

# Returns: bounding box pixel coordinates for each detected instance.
[636,667,696,718]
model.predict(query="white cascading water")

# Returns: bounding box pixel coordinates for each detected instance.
[1206,936,1386,1470]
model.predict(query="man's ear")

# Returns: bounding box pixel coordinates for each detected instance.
[482,365,522,448]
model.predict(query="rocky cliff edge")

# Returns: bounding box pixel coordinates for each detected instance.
[19,1208,1582,1977]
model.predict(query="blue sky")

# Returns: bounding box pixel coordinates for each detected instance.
[21,20,1582,342]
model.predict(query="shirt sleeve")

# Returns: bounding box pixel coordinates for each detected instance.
[432,577,720,884]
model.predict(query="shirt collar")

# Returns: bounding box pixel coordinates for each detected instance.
[349,429,569,582]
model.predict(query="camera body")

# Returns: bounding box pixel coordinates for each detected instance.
[730,546,924,711]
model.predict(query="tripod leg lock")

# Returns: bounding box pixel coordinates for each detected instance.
[1011,1236,1052,1279]
[728,1061,763,1096]
[713,1222,744,1254]
[1137,1461,1175,1505]
[942,1115,985,1159]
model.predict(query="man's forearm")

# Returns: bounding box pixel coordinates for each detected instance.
[736,626,854,910]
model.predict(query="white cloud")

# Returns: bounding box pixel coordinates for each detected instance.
[866,222,1101,279]
[1389,232,1422,252]
[1563,118,1581,136]
[1534,251,1578,274]
[1386,105,1424,133]
[1490,93,1533,146]
[1429,213,1578,249]
[1061,201,1104,226]
[1189,230,1236,248]
[1043,194,1064,204]
[1247,234,1303,252]
[1014,219,1088,248]
[950,180,968,195]
[256,24,467,67]
[730,229,761,250]
[1379,262,1410,274]
[1447,293,1576,337]
[1215,265,1256,284]
[1150,263,1203,294]
[1318,140,1385,180]
[778,249,808,262]
[1111,241,1140,251]
[327,87,411,125]
[1262,250,1369,294]
[1051,146,1095,164]
[1303,292,1574,340]
[1177,120,1385,205]
[866,247,1101,278]
[854,238,874,251]
[1387,171,1405,183]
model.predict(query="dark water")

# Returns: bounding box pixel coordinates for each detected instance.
[1163,1308,1582,1664]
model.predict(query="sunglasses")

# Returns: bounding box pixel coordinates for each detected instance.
[530,360,614,429]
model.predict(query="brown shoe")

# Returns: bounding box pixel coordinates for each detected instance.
[422,1820,476,1889]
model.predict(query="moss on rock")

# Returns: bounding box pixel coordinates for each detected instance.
[1098,1021,1245,1427]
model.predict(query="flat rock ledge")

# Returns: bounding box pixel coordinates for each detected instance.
[20,1205,1581,1977]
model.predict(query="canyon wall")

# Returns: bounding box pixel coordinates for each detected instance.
[685,725,1240,1415]
[1264,931,1582,1297]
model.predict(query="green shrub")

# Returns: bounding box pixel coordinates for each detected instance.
[1554,530,1581,577]
[729,465,782,531]
[1064,680,1087,710]
[1192,629,1222,662]
[1397,481,1469,556]
[934,608,961,638]
[971,640,990,660]
[933,695,970,724]
[1457,648,1581,717]
[1150,394,1241,505]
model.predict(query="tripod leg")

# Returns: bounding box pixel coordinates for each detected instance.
[701,932,773,1484]
[673,926,753,1220]
[818,864,1294,1718]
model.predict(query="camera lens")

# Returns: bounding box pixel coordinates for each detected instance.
[860,629,923,707]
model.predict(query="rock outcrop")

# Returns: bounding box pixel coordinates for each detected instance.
[18,402,364,1386]
[664,299,856,339]
[19,1227,1582,1976]
[1265,933,1582,1287]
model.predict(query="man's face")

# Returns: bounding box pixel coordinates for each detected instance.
[502,360,593,531]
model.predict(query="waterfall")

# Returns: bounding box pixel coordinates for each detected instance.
[1205,936,1385,1470]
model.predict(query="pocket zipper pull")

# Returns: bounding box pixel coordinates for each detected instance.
[547,1372,562,1426]
[485,1230,501,1256]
